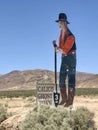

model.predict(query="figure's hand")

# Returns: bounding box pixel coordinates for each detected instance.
[52,40,67,55]
[57,48,67,55]
[56,48,63,53]
[56,47,61,52]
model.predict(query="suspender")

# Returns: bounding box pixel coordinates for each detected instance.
[64,29,72,43]
[64,29,76,52]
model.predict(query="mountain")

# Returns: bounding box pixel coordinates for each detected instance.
[77,74,98,88]
[0,69,54,91]
[0,69,97,91]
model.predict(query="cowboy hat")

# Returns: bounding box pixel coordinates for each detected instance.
[55,13,70,24]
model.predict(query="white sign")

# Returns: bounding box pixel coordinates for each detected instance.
[36,84,54,105]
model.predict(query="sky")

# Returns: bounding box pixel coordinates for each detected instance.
[0,0,98,74]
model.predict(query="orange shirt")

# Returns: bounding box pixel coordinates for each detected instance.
[59,29,75,54]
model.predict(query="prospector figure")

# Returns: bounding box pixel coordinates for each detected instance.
[54,13,77,107]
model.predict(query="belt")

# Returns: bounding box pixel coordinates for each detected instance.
[67,50,76,55]
[62,50,76,57]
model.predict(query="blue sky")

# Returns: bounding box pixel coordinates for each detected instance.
[0,0,98,74]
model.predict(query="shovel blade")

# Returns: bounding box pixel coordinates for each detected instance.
[54,92,60,107]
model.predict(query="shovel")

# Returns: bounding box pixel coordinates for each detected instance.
[53,40,60,107]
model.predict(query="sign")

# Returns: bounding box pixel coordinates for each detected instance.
[36,84,54,105]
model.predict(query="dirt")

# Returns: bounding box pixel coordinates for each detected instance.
[0,97,36,130]
[0,96,98,130]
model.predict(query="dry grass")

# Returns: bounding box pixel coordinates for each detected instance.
[0,96,98,129]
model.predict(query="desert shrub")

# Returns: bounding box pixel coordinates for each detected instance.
[76,88,98,96]
[0,90,36,98]
[70,107,95,129]
[0,103,8,123]
[20,105,96,130]
[0,88,98,98]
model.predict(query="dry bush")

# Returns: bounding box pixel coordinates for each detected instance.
[0,103,8,123]
[20,105,96,130]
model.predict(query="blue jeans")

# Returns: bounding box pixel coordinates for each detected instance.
[59,54,76,88]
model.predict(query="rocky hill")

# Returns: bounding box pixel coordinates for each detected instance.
[0,69,97,91]
[77,74,98,88]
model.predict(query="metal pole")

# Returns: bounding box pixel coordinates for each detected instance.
[53,40,60,107]
[54,47,57,93]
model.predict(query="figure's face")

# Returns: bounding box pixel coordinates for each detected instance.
[58,21,67,29]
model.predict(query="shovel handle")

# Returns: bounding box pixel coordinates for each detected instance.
[53,40,57,48]
[52,40,57,93]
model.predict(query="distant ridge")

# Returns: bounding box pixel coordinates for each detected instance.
[0,69,97,91]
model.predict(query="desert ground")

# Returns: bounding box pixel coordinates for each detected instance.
[0,96,98,130]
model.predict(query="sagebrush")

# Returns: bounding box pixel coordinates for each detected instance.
[0,103,8,123]
[20,105,96,130]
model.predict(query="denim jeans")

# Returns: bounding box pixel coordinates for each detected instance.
[59,54,76,88]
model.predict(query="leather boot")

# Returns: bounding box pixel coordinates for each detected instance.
[59,87,67,105]
[64,87,75,107]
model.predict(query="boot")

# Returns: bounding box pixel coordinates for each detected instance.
[59,87,67,105]
[64,87,75,107]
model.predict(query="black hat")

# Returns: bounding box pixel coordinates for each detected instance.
[55,13,70,24]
